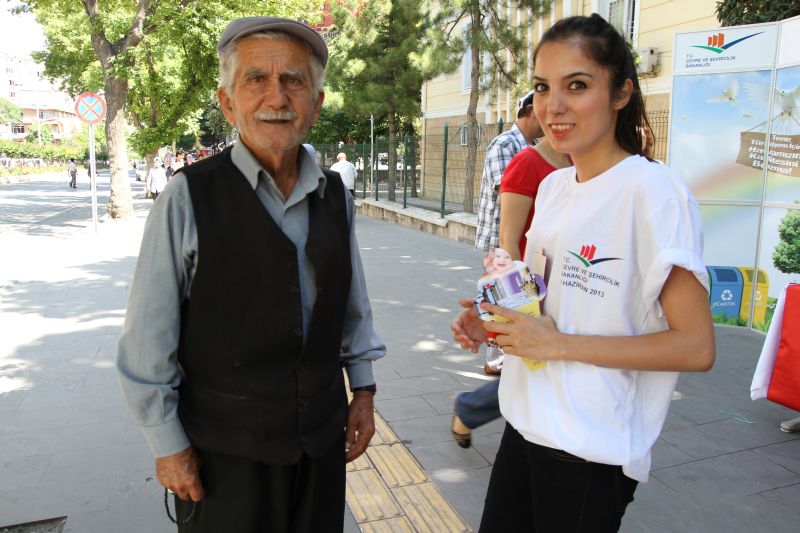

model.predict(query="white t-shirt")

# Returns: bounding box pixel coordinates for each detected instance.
[501,155,708,482]
[330,160,357,190]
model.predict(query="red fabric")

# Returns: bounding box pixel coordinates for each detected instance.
[500,147,557,257]
[768,284,800,411]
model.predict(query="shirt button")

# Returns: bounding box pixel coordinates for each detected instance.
[294,327,303,337]
[290,286,300,295]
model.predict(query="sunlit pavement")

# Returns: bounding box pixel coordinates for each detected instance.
[1,172,799,532]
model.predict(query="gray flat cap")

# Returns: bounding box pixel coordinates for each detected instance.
[217,17,328,66]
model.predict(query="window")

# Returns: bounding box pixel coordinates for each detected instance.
[38,110,45,119]
[461,45,472,92]
[12,125,25,134]
[596,0,638,44]
[460,123,482,145]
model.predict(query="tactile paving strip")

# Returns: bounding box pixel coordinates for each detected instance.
[345,409,472,532]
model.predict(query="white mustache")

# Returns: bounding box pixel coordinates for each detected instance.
[253,110,297,121]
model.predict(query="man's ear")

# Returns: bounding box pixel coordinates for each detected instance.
[613,78,633,111]
[311,90,325,124]
[217,87,237,127]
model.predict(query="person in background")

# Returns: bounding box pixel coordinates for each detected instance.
[68,158,77,189]
[330,152,357,196]
[146,158,168,201]
[453,14,715,531]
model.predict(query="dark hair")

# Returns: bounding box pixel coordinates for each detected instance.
[533,14,653,160]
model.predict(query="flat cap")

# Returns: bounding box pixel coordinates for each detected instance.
[217,17,328,67]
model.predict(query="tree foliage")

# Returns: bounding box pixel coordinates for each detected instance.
[716,0,800,26]
[21,0,318,219]
[0,98,22,124]
[424,0,551,212]
[327,0,425,200]
[24,124,53,144]
[773,203,800,274]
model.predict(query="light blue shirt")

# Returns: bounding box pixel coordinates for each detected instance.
[117,140,385,458]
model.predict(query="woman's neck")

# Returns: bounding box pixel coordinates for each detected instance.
[572,143,632,183]
[533,140,572,170]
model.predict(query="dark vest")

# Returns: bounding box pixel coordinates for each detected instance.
[177,148,352,465]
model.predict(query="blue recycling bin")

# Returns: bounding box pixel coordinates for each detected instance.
[707,266,744,318]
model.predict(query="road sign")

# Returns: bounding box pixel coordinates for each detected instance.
[74,93,106,125]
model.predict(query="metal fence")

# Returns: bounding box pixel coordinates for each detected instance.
[313,109,671,217]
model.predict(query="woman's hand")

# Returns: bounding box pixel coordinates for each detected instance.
[451,299,488,352]
[481,303,563,361]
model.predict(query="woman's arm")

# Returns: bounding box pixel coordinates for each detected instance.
[485,266,715,372]
[498,192,534,261]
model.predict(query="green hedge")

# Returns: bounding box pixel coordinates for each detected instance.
[0,140,85,162]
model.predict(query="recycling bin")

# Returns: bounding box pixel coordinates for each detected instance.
[707,266,743,319]
[738,267,769,326]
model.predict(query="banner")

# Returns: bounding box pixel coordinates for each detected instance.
[736,132,800,177]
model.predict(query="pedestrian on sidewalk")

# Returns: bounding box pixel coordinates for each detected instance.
[452,14,715,532]
[67,158,77,189]
[330,152,356,197]
[146,158,168,201]
[117,17,386,532]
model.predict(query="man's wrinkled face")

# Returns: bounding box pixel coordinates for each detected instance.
[218,38,323,158]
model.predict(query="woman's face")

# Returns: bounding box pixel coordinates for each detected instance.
[532,39,629,161]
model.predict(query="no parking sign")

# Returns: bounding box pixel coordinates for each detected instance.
[74,93,106,124]
[74,92,106,232]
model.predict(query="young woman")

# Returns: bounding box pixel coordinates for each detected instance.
[451,14,715,532]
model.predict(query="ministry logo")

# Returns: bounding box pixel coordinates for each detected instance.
[693,32,763,54]
[567,244,622,268]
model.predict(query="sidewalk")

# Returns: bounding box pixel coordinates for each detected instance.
[1,173,799,532]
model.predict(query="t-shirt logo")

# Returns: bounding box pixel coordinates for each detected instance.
[568,244,623,268]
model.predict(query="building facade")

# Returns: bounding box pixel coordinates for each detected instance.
[420,0,720,206]
[0,53,81,143]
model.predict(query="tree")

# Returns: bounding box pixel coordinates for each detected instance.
[24,124,53,144]
[0,98,22,125]
[773,202,800,274]
[21,0,317,219]
[425,1,551,212]
[328,0,425,201]
[716,0,800,26]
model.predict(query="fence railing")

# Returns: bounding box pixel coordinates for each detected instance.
[311,109,670,217]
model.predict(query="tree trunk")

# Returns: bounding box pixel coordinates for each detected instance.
[387,103,397,202]
[104,74,134,219]
[463,4,482,214]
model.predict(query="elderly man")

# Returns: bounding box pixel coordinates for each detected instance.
[330,152,357,196]
[117,17,385,531]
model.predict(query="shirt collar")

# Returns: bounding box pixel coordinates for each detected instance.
[230,137,327,198]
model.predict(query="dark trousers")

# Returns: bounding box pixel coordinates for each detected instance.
[175,433,346,533]
[69,171,77,188]
[455,379,501,429]
[479,423,638,533]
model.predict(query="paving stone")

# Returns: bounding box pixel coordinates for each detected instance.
[660,416,796,459]
[752,438,800,474]
[653,450,799,500]
[375,395,438,422]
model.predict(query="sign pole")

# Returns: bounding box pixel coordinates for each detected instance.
[88,123,98,233]
[74,92,106,233]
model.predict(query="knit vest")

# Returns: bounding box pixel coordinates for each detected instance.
[177,148,351,465]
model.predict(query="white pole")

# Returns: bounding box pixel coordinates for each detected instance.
[88,123,98,233]
[370,113,375,193]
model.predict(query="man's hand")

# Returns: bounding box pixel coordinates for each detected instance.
[345,391,376,463]
[156,446,205,502]
[451,298,488,352]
